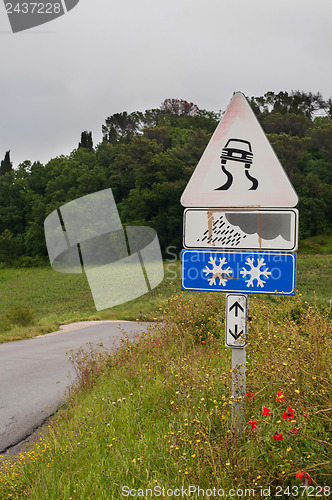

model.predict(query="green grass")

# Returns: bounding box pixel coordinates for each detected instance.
[0,289,331,498]
[0,263,178,342]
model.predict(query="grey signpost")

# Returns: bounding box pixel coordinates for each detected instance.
[226,293,248,431]
[180,92,299,434]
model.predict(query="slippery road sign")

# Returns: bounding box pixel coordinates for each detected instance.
[181,92,298,208]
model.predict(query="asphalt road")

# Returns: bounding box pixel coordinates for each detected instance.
[0,321,151,454]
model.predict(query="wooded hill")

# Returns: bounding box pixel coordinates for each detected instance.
[0,92,331,264]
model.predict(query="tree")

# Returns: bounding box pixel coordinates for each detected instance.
[249,91,328,119]
[0,229,18,265]
[160,98,199,117]
[102,111,144,143]
[78,131,93,151]
[0,151,12,176]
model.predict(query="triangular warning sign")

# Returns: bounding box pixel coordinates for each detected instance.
[181,92,299,208]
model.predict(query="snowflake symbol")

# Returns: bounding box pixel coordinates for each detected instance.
[203,256,233,286]
[240,257,271,288]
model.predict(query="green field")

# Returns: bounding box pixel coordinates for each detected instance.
[0,255,331,343]
[0,255,331,498]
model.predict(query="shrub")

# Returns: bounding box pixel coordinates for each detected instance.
[5,304,35,326]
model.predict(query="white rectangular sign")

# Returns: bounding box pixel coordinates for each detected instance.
[225,293,248,348]
[183,208,298,251]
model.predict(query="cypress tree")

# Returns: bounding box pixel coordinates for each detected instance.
[0,151,13,176]
[78,131,93,150]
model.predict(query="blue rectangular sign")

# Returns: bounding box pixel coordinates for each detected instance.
[181,250,296,295]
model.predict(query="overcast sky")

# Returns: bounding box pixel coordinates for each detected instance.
[1,0,331,167]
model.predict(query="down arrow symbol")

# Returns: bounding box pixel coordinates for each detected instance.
[229,325,243,340]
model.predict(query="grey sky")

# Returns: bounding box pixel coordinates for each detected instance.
[1,0,331,167]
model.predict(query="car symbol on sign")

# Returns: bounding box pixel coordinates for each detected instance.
[215,138,258,191]
[221,139,253,167]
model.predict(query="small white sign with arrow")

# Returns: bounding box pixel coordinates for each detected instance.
[225,293,248,348]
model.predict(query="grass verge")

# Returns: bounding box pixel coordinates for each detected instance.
[0,290,331,498]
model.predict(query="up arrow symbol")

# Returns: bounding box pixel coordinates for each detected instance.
[229,301,244,317]
[229,325,243,340]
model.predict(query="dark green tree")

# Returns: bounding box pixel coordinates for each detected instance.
[78,131,93,150]
[102,111,144,143]
[0,151,12,176]
[0,229,18,265]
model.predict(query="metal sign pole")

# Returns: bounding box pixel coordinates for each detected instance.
[225,293,248,435]
[231,346,246,433]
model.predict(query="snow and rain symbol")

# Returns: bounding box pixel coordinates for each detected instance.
[4,0,80,33]
[189,209,297,251]
[44,189,164,310]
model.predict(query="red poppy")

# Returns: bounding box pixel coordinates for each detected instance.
[295,472,312,484]
[290,429,298,434]
[246,392,254,399]
[282,406,294,421]
[276,391,285,402]
[261,406,270,416]
[249,418,257,430]
[272,433,284,441]
[303,410,309,418]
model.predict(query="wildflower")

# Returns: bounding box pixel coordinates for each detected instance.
[246,392,254,399]
[282,406,294,421]
[295,472,312,484]
[261,406,270,416]
[272,433,284,441]
[290,429,298,435]
[303,410,309,418]
[276,391,285,402]
[249,419,257,431]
